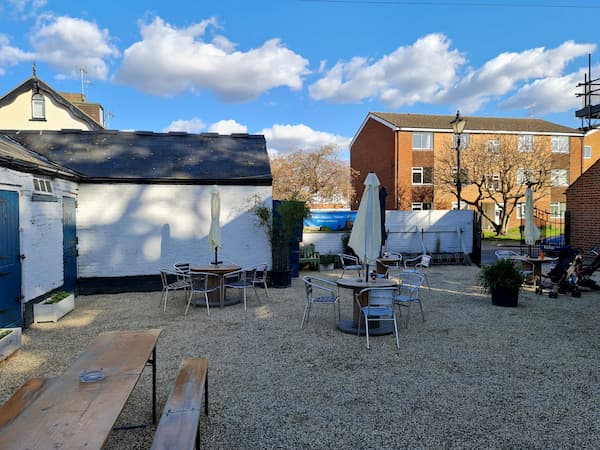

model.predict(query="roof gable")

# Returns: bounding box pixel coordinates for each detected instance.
[0,77,104,130]
[3,130,272,185]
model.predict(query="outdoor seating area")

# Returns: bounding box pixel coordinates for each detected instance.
[2,265,599,448]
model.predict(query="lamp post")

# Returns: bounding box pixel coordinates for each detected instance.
[450,110,466,210]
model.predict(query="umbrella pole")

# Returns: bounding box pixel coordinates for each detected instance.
[365,263,369,282]
[212,248,222,266]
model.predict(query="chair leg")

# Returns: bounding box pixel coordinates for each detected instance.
[418,300,425,321]
[161,288,168,311]
[243,288,247,310]
[393,316,400,350]
[204,292,210,316]
[184,290,194,316]
[254,287,261,305]
[301,302,311,328]
[365,318,371,349]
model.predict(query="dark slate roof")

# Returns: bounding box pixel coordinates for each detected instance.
[371,112,583,135]
[0,134,80,178]
[0,76,104,130]
[2,130,272,185]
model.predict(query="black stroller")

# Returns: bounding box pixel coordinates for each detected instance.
[543,247,582,298]
[542,247,600,298]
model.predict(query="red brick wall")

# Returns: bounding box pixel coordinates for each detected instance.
[566,159,600,250]
[350,118,396,209]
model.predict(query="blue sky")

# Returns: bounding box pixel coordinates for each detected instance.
[0,0,598,159]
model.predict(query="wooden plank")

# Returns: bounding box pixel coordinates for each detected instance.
[0,378,56,429]
[151,358,208,450]
[0,329,161,450]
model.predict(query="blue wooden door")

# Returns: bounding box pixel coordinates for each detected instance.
[63,197,77,294]
[0,190,22,327]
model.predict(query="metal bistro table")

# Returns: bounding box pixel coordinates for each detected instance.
[336,276,397,335]
[191,264,241,308]
[511,255,557,293]
[0,329,161,450]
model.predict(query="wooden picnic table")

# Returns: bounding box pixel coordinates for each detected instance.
[0,329,161,450]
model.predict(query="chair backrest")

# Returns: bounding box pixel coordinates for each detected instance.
[190,271,219,292]
[253,263,268,283]
[301,244,316,257]
[419,254,431,268]
[339,253,360,268]
[358,287,396,308]
[303,276,336,300]
[397,272,424,299]
[174,262,191,274]
[495,250,519,260]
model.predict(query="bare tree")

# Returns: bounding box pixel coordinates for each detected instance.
[271,145,356,205]
[435,134,553,235]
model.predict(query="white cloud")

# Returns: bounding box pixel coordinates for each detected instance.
[309,33,465,108]
[208,120,247,134]
[162,118,206,133]
[260,123,351,157]
[438,41,596,113]
[6,0,46,19]
[0,34,34,75]
[115,16,310,101]
[29,15,119,80]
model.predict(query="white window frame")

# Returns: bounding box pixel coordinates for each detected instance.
[487,139,500,154]
[551,136,569,153]
[412,167,433,185]
[518,134,534,152]
[516,202,525,219]
[411,202,432,211]
[451,201,467,210]
[31,93,45,119]
[451,133,470,150]
[485,174,500,190]
[517,168,536,185]
[551,169,569,186]
[550,202,566,219]
[584,145,592,159]
[33,176,54,195]
[412,132,433,150]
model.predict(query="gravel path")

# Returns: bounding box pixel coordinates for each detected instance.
[1,265,599,449]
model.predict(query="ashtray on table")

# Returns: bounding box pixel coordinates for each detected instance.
[79,369,105,383]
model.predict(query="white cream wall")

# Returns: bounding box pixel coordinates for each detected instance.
[0,167,78,302]
[77,184,272,277]
[0,91,93,130]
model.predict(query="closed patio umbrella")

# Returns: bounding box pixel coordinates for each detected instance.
[209,187,222,265]
[524,186,540,250]
[348,172,382,281]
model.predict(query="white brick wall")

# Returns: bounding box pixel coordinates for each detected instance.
[77,184,272,277]
[1,167,78,302]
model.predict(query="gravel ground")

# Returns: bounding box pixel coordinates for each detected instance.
[1,265,599,449]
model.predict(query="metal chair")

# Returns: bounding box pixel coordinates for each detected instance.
[356,287,399,350]
[302,276,340,329]
[403,253,432,289]
[252,263,269,298]
[223,267,258,310]
[185,271,221,316]
[159,268,191,312]
[394,271,425,327]
[338,254,363,278]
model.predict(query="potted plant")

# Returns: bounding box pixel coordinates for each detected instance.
[34,290,75,322]
[252,198,309,288]
[319,254,336,271]
[0,327,22,362]
[478,259,524,307]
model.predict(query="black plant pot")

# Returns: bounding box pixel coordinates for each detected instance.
[270,270,292,288]
[491,285,519,307]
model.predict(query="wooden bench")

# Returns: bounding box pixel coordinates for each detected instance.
[299,243,320,270]
[0,377,56,430]
[151,358,209,450]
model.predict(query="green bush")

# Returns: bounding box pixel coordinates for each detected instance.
[46,291,71,304]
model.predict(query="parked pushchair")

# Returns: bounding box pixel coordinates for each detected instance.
[542,246,600,298]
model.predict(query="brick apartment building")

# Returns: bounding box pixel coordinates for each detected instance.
[350,112,588,230]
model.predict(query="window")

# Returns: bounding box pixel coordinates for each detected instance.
[487,140,500,154]
[517,168,535,185]
[451,201,467,210]
[451,133,470,150]
[485,174,500,190]
[412,202,432,210]
[31,93,45,119]
[33,177,53,194]
[551,169,569,186]
[412,132,433,150]
[518,134,534,152]
[550,202,566,219]
[584,145,592,159]
[452,167,469,185]
[551,136,569,153]
[516,202,525,219]
[412,167,433,185]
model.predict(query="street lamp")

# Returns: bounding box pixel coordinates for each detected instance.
[450,110,466,210]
